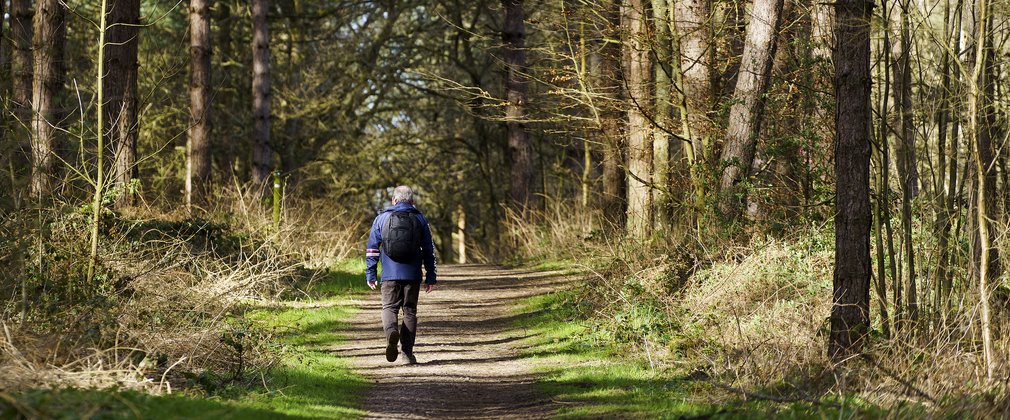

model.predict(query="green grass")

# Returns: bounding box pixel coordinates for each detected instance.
[515,272,889,419]
[1,259,372,419]
[516,289,713,419]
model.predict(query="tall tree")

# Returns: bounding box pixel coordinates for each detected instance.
[11,0,33,132]
[889,0,918,323]
[187,0,213,208]
[105,0,141,207]
[652,0,674,232]
[595,0,626,226]
[674,0,714,219]
[935,0,961,310]
[622,0,652,238]
[502,0,535,210]
[966,0,997,380]
[30,0,66,197]
[716,0,784,220]
[829,0,872,360]
[252,0,271,184]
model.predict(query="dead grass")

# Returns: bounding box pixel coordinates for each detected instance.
[680,233,833,390]
[510,212,1010,415]
[0,184,363,397]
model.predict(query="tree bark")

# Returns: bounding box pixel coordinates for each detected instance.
[30,0,66,198]
[11,0,33,131]
[934,0,957,313]
[652,0,674,233]
[966,0,997,380]
[502,0,535,211]
[595,1,626,226]
[456,202,467,264]
[187,0,213,208]
[829,0,872,361]
[674,0,714,220]
[889,0,918,323]
[623,0,652,239]
[217,1,237,179]
[105,0,141,207]
[252,0,272,185]
[716,0,783,220]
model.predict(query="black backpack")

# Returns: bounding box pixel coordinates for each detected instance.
[382,211,422,261]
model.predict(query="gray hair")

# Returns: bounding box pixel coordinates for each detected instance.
[392,185,415,204]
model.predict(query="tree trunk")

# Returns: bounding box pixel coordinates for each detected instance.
[674,0,714,221]
[456,202,467,264]
[622,0,652,239]
[966,0,996,380]
[30,0,66,198]
[652,0,674,233]
[11,0,33,136]
[217,1,237,179]
[934,0,957,313]
[829,0,872,361]
[596,1,626,227]
[105,0,141,208]
[187,0,213,208]
[889,0,918,324]
[502,0,535,211]
[716,0,783,220]
[252,0,272,185]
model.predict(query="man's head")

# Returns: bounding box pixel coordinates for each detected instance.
[392,185,415,205]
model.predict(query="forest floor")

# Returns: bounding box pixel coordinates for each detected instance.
[331,265,567,419]
[4,261,856,418]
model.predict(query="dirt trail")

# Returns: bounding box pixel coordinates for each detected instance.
[329,265,568,419]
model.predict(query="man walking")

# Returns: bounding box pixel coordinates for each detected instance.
[366,186,437,364]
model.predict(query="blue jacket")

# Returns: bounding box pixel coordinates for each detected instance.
[365,203,437,284]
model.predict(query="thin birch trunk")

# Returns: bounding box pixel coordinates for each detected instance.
[717,0,783,220]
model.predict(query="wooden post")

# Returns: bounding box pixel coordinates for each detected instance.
[273,170,282,230]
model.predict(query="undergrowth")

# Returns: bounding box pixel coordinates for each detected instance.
[0,259,370,419]
[0,186,368,416]
[504,201,1010,417]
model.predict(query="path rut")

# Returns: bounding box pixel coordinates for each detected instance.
[330,265,567,419]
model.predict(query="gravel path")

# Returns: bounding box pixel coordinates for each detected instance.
[329,265,567,419]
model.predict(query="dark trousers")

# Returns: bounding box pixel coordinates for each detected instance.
[381,280,421,354]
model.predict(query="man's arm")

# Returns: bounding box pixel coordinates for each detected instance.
[419,215,437,285]
[365,215,383,286]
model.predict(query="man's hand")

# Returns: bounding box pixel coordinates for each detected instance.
[424,283,436,294]
[368,280,377,290]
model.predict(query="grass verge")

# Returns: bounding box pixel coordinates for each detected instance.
[1,260,370,419]
[515,273,894,419]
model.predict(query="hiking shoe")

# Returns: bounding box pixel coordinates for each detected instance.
[385,330,400,362]
[403,351,417,365]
